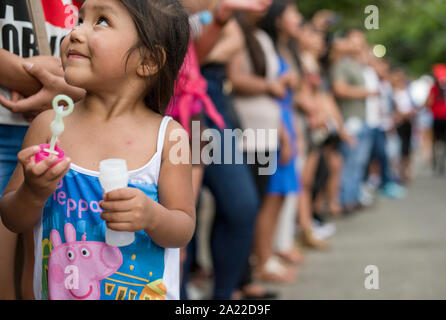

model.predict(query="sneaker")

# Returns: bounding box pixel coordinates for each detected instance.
[312,220,336,240]
[299,227,331,250]
[359,183,375,207]
[186,283,207,300]
[380,182,406,199]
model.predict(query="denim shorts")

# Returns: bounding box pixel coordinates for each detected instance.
[0,124,28,197]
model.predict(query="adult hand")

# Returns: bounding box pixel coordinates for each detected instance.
[340,130,358,148]
[216,0,272,23]
[8,91,37,123]
[0,63,85,115]
[267,81,286,99]
[25,56,64,78]
[279,71,299,90]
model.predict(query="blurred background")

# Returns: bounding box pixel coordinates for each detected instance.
[177,0,446,301]
[300,0,446,78]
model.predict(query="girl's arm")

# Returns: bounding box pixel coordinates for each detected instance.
[0,111,71,233]
[100,121,196,248]
[147,121,196,247]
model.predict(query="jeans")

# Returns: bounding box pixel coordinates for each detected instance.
[0,124,28,197]
[340,123,374,206]
[370,128,393,187]
[180,64,260,300]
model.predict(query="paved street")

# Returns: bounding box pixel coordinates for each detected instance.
[193,160,446,300]
[263,164,446,299]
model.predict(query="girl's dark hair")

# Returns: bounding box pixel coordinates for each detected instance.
[235,12,266,77]
[259,0,294,46]
[120,0,190,115]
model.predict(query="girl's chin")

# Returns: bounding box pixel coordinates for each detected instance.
[64,73,90,90]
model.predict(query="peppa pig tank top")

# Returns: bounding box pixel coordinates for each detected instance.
[32,116,180,300]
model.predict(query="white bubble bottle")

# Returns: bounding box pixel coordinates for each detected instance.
[99,159,135,247]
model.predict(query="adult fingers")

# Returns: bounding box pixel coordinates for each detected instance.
[0,91,48,114]
[23,62,54,86]
[0,94,20,112]
[10,91,24,103]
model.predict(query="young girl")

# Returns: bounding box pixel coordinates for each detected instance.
[0,0,195,300]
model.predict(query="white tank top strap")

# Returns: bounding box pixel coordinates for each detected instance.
[157,116,173,154]
[152,116,172,182]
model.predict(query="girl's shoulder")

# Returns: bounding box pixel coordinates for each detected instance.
[158,117,188,159]
[27,109,55,144]
[140,112,185,137]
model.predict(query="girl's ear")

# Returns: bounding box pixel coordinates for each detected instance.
[137,47,167,78]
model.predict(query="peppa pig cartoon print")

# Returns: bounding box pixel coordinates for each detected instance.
[48,223,123,300]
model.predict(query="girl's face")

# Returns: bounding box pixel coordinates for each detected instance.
[61,0,140,92]
[277,4,302,39]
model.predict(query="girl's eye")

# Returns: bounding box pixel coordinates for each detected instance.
[97,17,109,27]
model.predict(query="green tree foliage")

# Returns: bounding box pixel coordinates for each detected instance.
[298,0,446,77]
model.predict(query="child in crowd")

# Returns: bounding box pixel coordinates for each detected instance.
[0,0,195,300]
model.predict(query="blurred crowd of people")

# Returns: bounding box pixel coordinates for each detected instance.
[177,0,444,300]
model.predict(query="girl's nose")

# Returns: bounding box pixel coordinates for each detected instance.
[69,24,86,43]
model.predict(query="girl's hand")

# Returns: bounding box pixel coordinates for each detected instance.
[18,145,71,201]
[100,188,153,232]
